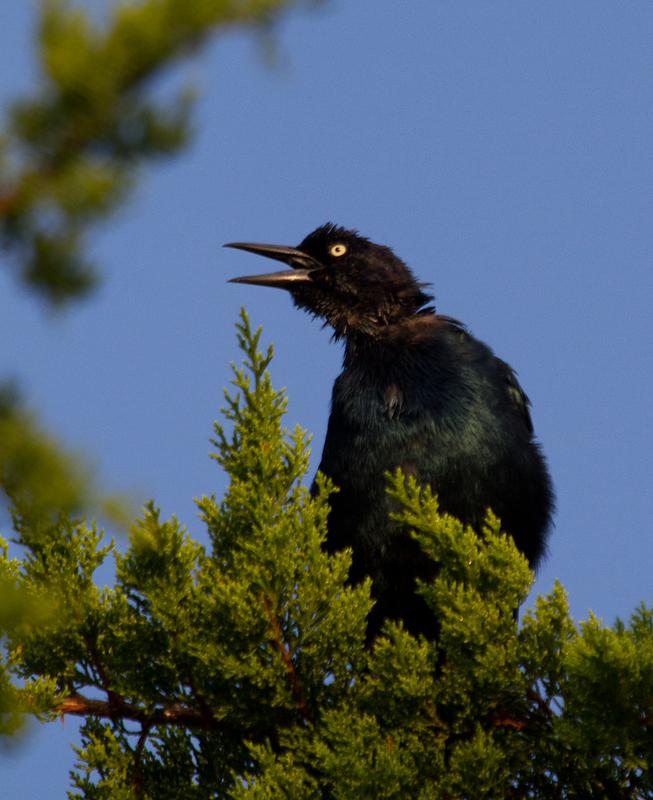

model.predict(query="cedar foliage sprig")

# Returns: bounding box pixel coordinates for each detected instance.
[0,0,317,303]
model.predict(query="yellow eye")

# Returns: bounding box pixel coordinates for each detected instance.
[330,243,347,257]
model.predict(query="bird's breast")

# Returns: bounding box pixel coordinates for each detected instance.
[322,353,512,490]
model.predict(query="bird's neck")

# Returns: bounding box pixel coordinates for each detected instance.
[341,324,405,368]
[340,311,458,370]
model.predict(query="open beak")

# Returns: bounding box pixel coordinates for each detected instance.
[224,242,321,289]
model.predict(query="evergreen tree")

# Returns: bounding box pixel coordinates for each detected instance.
[2,311,652,798]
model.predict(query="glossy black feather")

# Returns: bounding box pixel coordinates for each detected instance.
[227,224,555,640]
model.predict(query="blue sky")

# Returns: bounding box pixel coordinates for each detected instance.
[1,1,652,795]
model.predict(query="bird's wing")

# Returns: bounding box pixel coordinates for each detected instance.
[497,359,534,434]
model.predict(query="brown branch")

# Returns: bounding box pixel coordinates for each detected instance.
[81,632,119,705]
[57,691,274,744]
[74,616,123,716]
[482,685,556,733]
[486,710,528,730]
[58,693,211,729]
[131,721,152,798]
[526,685,555,719]
[261,596,313,724]
[186,671,219,730]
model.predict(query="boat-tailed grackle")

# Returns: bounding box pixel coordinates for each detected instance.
[226,224,554,640]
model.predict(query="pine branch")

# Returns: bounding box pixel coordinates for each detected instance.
[57,692,274,742]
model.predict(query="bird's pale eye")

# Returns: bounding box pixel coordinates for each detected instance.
[330,243,347,257]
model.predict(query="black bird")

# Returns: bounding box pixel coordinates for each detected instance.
[226,224,554,640]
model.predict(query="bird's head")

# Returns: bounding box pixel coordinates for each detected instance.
[226,224,433,339]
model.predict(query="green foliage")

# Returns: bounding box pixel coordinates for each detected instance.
[0,0,319,304]
[2,312,653,798]
[0,385,87,522]
[0,0,322,754]
[0,382,129,534]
